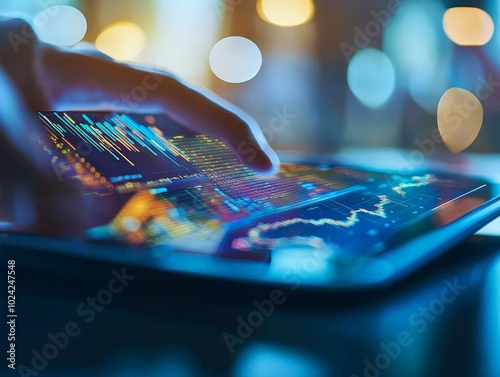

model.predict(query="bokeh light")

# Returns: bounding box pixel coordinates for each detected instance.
[384,1,452,112]
[95,22,146,61]
[234,343,329,377]
[437,88,483,153]
[257,0,315,27]
[33,5,87,46]
[209,37,263,84]
[485,2,500,70]
[347,48,396,109]
[443,7,494,46]
[148,0,220,85]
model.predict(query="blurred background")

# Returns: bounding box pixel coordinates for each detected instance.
[1,0,499,156]
[2,3,500,377]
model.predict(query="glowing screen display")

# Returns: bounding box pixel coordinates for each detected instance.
[38,112,491,262]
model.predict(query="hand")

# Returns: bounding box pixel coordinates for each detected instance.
[0,18,279,234]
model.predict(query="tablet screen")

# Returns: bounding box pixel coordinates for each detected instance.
[37,112,493,262]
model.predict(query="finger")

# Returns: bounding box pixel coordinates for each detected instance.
[70,42,114,60]
[0,18,51,110]
[0,68,87,235]
[0,67,48,172]
[39,45,280,173]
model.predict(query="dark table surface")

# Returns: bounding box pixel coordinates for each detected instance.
[3,150,500,377]
[2,232,500,377]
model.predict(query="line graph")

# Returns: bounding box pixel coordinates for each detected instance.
[391,174,437,197]
[245,194,392,249]
[232,174,440,251]
[252,195,390,232]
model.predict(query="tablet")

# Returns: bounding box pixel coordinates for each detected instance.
[1,111,499,291]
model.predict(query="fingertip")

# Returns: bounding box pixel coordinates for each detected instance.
[262,147,281,175]
[244,145,281,175]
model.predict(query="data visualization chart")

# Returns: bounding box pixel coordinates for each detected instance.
[227,173,488,258]
[38,112,491,261]
[39,112,203,193]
